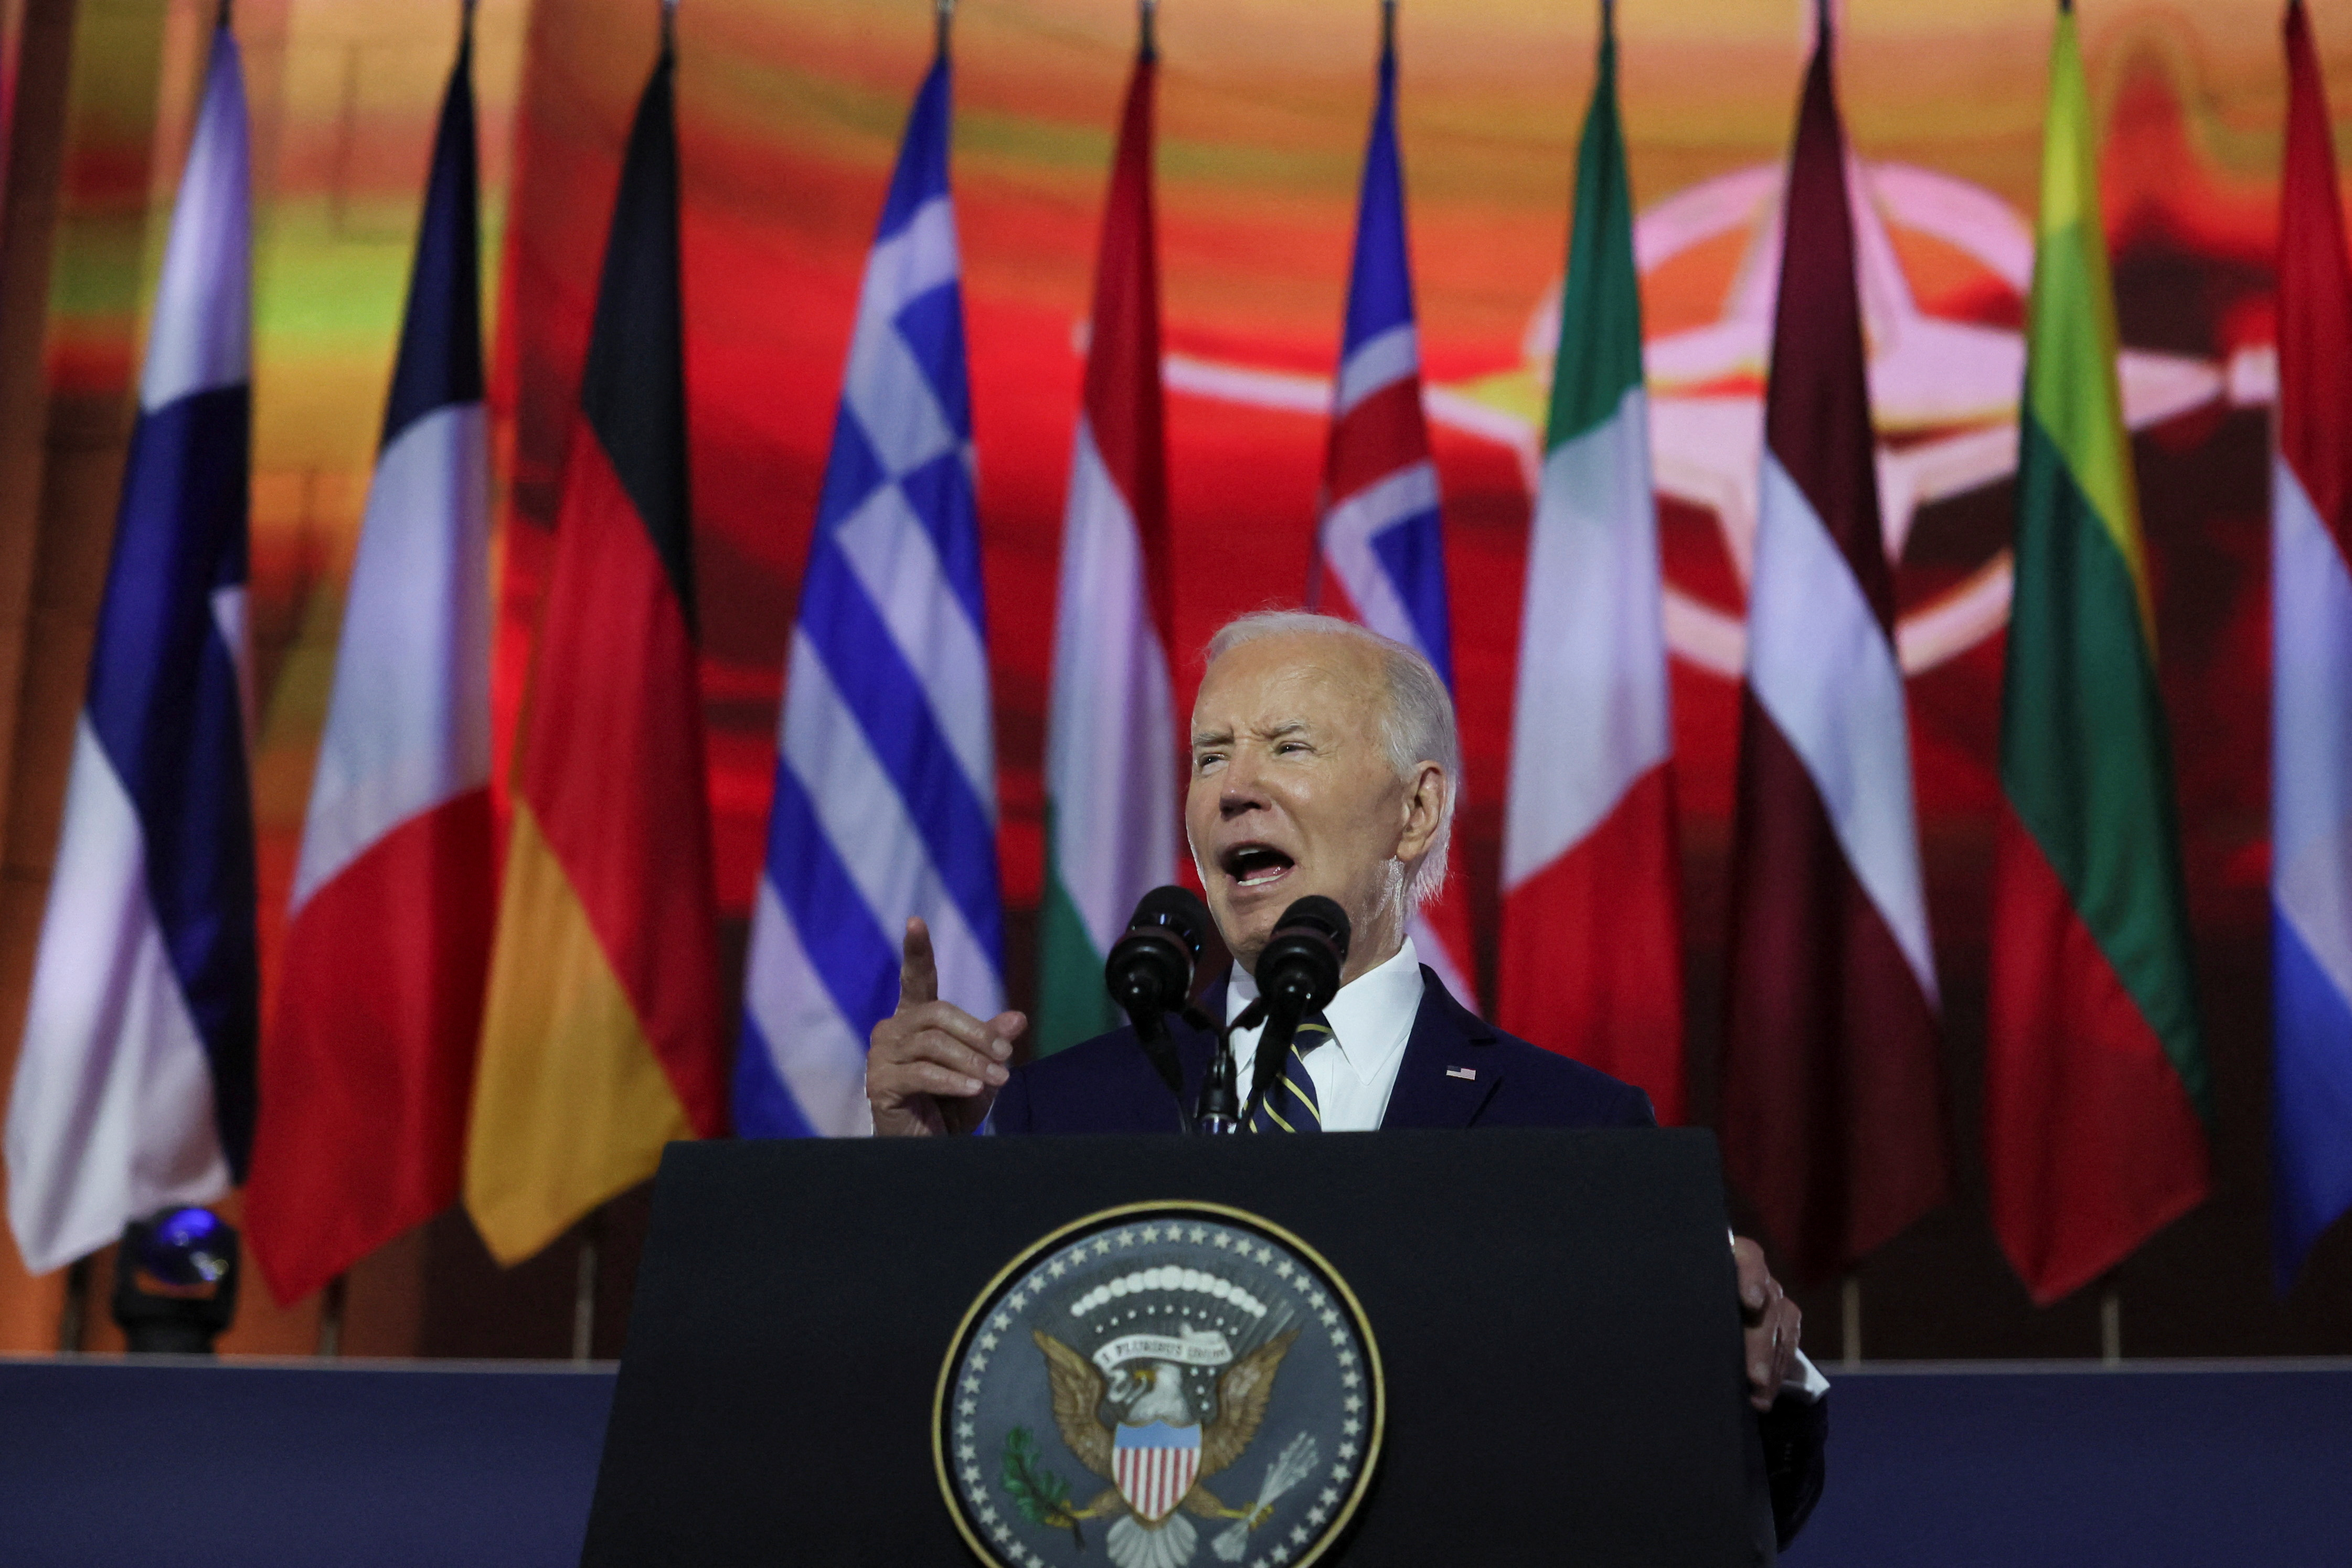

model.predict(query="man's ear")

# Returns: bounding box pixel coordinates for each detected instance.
[1396,762,1446,862]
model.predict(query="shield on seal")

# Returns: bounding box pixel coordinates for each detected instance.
[1111,1421,1202,1522]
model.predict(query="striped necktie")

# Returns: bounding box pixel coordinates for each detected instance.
[1249,1014,1328,1133]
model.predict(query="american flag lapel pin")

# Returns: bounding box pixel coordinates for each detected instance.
[1446,1066,1476,1081]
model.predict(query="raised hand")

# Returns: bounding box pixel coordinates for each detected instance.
[864,918,1026,1137]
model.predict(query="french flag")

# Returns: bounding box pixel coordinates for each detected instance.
[4,23,257,1275]
[244,13,492,1304]
[1308,12,1478,1008]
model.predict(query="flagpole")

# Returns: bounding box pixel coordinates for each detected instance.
[1140,0,1157,62]
[1380,0,1395,58]
[936,0,953,58]
[573,1210,603,1361]
[317,1273,346,1357]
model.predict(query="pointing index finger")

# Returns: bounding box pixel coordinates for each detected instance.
[899,918,939,1009]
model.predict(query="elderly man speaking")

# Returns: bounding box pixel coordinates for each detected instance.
[866,611,1827,1545]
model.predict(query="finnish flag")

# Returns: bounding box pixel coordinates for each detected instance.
[5,24,256,1274]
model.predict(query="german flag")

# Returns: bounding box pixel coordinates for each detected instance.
[464,30,724,1266]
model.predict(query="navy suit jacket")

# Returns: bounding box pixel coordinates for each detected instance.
[991,964,1656,1135]
[988,963,1827,1548]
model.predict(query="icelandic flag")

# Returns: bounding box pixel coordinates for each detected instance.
[1308,24,1477,1009]
[5,24,256,1274]
[732,49,1003,1136]
[2271,0,2352,1289]
[244,12,492,1305]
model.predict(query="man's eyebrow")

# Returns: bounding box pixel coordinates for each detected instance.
[1191,727,1234,749]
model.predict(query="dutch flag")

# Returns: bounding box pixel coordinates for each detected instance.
[5,23,257,1275]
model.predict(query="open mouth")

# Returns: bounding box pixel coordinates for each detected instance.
[1219,843,1296,890]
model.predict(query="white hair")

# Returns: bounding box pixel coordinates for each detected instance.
[1202,610,1459,908]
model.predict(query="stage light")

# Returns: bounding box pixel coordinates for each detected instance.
[112,1208,240,1354]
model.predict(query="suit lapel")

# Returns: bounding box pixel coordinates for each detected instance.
[1378,965,1502,1129]
[1143,973,1228,1128]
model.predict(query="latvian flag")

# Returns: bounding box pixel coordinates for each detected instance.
[1985,3,2209,1306]
[1036,19,1181,1055]
[1498,2,1684,1122]
[5,22,257,1274]
[246,12,492,1304]
[1720,14,1951,1281]
[2273,0,2352,1290]
[733,38,1004,1136]
[465,28,726,1264]
[1308,13,1477,1010]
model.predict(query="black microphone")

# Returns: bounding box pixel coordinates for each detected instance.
[1104,886,1213,1126]
[1242,895,1350,1121]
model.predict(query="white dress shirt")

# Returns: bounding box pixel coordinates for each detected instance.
[1224,935,1424,1132]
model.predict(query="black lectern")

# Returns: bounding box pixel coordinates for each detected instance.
[581,1128,1776,1566]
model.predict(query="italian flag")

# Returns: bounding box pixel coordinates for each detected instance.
[1036,31,1179,1054]
[1498,8,1684,1124]
[1986,4,2210,1306]
[464,36,727,1265]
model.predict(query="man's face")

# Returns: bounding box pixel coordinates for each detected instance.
[1187,632,1432,978]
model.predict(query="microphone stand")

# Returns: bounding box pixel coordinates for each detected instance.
[1193,1005,1241,1135]
[1201,997,1304,1133]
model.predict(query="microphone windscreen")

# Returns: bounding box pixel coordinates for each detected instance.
[1129,884,1212,955]
[1275,894,1351,963]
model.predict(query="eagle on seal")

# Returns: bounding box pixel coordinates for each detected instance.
[1032,1327,1299,1568]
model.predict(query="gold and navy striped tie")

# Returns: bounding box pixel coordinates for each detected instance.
[1249,1014,1328,1133]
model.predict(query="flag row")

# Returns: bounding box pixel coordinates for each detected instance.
[4,2,2347,1312]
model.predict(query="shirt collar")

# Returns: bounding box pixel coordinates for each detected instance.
[1226,933,1424,1075]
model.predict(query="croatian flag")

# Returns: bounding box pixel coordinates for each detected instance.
[5,24,256,1275]
[2271,0,2352,1289]
[1308,19,1477,1009]
[733,48,1003,1136]
[244,13,492,1304]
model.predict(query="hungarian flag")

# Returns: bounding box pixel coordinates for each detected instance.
[464,31,725,1265]
[1498,2,1683,1122]
[1036,23,1180,1054]
[1307,10,1478,1011]
[1986,4,2210,1306]
[2273,0,2352,1290]
[5,20,255,1275]
[247,13,493,1303]
[1720,16,1950,1281]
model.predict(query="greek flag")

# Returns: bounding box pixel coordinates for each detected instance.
[6,25,256,1273]
[733,52,1002,1136]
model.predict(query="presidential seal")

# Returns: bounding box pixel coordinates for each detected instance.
[936,1202,1383,1568]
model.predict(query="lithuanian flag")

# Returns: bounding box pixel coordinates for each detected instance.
[1986,2,2210,1306]
[465,31,726,1265]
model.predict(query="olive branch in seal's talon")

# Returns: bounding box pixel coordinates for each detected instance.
[1003,1426,1087,1551]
